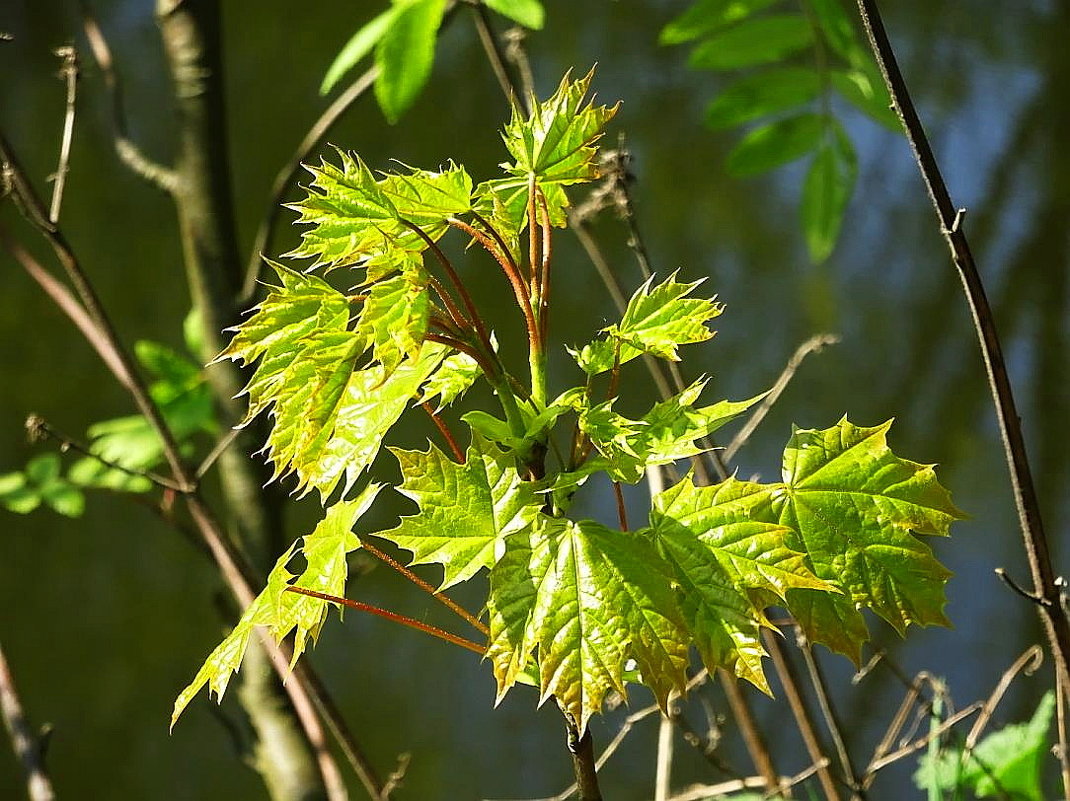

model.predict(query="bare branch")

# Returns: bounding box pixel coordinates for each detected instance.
[48,45,79,223]
[0,642,55,801]
[81,8,178,192]
[724,334,840,462]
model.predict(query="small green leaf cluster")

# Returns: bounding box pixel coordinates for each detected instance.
[661,0,901,263]
[174,72,962,736]
[0,336,216,517]
[321,0,546,122]
[914,691,1055,800]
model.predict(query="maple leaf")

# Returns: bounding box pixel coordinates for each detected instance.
[486,518,690,733]
[382,434,542,589]
[419,349,482,411]
[171,488,381,729]
[575,272,723,375]
[650,476,833,690]
[705,418,965,661]
[354,268,430,375]
[287,154,472,273]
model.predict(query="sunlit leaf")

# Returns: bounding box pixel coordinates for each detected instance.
[486,518,690,733]
[484,0,545,29]
[802,119,857,263]
[830,67,901,131]
[0,472,40,514]
[287,155,471,273]
[172,490,381,728]
[501,69,619,204]
[419,349,482,410]
[383,434,541,589]
[651,476,832,689]
[688,14,814,71]
[705,67,822,130]
[575,272,722,375]
[321,7,398,96]
[660,0,780,45]
[806,0,862,63]
[375,0,447,123]
[355,270,430,375]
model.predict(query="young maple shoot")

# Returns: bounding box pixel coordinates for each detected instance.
[171,71,963,740]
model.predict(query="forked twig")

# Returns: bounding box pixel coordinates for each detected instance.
[48,45,78,223]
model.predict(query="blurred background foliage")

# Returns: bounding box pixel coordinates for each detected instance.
[1,0,1067,798]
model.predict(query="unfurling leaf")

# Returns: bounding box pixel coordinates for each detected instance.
[575,272,722,375]
[287,155,472,274]
[382,434,541,589]
[419,349,483,410]
[171,488,382,729]
[220,262,444,498]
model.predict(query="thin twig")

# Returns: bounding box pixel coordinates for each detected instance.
[284,587,486,656]
[763,630,842,800]
[0,642,55,801]
[963,645,1043,754]
[864,703,981,775]
[48,45,79,223]
[359,537,488,636]
[2,136,381,799]
[240,65,378,300]
[25,413,186,492]
[195,425,243,479]
[81,8,178,192]
[796,631,861,798]
[725,334,840,462]
[470,2,518,112]
[854,10,1070,796]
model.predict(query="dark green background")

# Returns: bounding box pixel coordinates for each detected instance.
[2,0,1067,798]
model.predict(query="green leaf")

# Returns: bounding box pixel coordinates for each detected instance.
[221,262,444,497]
[802,120,857,263]
[25,453,61,484]
[355,270,430,374]
[419,349,482,410]
[383,434,541,589]
[830,68,901,132]
[39,481,85,518]
[705,67,822,130]
[501,69,619,200]
[651,476,832,689]
[486,518,690,733]
[914,691,1055,801]
[575,272,722,375]
[67,457,152,493]
[287,156,472,273]
[660,0,780,45]
[375,0,446,123]
[761,419,964,660]
[321,7,398,96]
[726,112,825,177]
[484,0,545,29]
[172,489,382,729]
[688,14,815,71]
[0,472,40,514]
[806,0,861,63]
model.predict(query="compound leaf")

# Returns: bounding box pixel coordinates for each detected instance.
[802,120,857,263]
[726,113,825,177]
[383,434,542,589]
[688,14,815,71]
[375,0,447,123]
[321,7,398,96]
[484,0,545,29]
[705,67,823,130]
[660,0,779,45]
